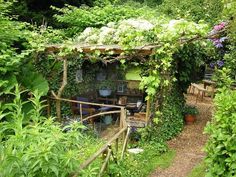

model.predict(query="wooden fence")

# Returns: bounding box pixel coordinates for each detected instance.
[49,97,130,176]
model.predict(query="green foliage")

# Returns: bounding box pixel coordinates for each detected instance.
[0,85,103,176]
[53,3,159,37]
[0,1,64,96]
[159,0,223,24]
[183,105,199,116]
[154,85,185,141]
[140,84,185,142]
[204,89,236,177]
[187,161,206,177]
[18,64,49,95]
[9,0,95,27]
[97,79,116,90]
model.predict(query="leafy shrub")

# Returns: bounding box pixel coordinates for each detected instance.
[159,0,223,24]
[156,85,185,141]
[183,105,199,116]
[139,84,184,142]
[205,89,236,176]
[53,2,159,37]
[0,86,102,177]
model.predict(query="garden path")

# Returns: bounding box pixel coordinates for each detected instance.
[149,94,213,177]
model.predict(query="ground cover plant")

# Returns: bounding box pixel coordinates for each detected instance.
[187,161,206,177]
[103,142,175,177]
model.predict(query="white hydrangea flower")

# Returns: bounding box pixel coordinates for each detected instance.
[123,19,154,30]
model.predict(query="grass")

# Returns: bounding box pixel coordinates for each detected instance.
[108,143,176,177]
[154,149,176,169]
[187,161,207,177]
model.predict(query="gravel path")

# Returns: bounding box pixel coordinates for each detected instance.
[149,94,213,177]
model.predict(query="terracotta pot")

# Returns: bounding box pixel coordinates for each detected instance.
[184,114,196,124]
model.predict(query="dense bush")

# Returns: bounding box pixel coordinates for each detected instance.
[156,84,185,141]
[140,83,185,142]
[205,89,236,176]
[53,2,159,37]
[159,0,223,24]
[0,86,102,177]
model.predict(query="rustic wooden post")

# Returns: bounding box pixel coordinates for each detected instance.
[119,107,125,129]
[53,58,68,122]
[99,147,112,176]
[121,126,130,160]
[80,104,83,122]
[115,138,119,153]
[120,107,128,141]
[47,98,51,117]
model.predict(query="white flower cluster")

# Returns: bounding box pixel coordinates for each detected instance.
[76,19,154,45]
[76,18,209,46]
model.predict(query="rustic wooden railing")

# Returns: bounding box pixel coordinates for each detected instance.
[49,97,130,176]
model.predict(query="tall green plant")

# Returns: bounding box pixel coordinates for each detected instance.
[204,89,236,176]
[0,85,102,176]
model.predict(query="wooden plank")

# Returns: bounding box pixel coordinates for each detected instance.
[82,110,121,122]
[50,97,124,109]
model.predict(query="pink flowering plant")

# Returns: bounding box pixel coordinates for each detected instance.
[209,22,228,48]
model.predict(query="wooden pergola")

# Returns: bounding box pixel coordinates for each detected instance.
[45,43,158,175]
[47,43,157,125]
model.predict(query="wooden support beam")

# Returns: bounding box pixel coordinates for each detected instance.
[82,110,121,122]
[53,58,68,121]
[80,104,83,122]
[50,97,123,109]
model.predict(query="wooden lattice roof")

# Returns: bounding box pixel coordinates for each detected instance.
[46,44,157,56]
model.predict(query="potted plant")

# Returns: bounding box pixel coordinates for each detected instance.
[183,105,199,124]
[97,80,116,97]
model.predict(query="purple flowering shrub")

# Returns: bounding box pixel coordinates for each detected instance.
[208,22,228,69]
[209,22,228,48]
[209,60,224,69]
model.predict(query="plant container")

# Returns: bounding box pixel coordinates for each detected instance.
[99,89,112,97]
[184,114,196,124]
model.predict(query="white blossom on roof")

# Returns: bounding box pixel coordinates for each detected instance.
[98,27,115,44]
[123,19,154,30]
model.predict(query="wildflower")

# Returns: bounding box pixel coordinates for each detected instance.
[217,60,224,67]
[219,37,228,42]
[209,62,215,68]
